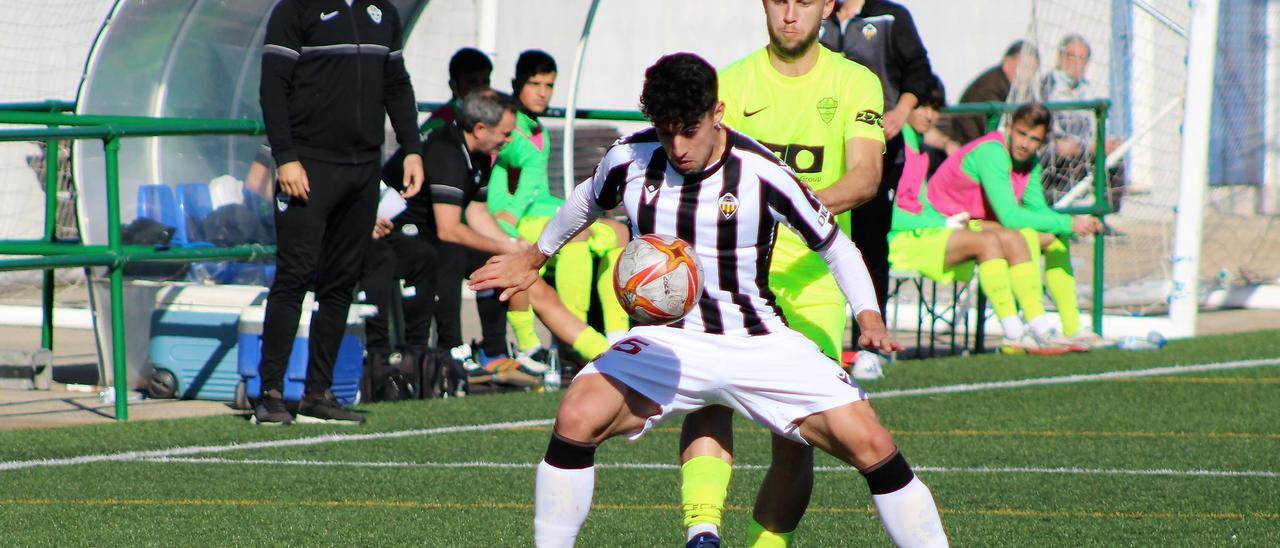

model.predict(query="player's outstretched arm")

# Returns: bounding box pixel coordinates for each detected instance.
[819,237,905,354]
[468,246,547,302]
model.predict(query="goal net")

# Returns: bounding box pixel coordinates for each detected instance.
[1013,0,1280,317]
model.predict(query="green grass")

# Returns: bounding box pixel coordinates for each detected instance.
[2,331,1278,546]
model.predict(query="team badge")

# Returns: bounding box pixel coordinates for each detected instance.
[367,4,382,24]
[817,97,838,124]
[402,223,418,236]
[275,195,289,212]
[862,23,877,40]
[718,193,739,220]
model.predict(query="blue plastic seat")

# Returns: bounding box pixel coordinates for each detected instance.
[176,182,215,244]
[136,184,184,245]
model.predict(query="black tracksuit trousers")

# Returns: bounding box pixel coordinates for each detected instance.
[361,231,437,353]
[258,157,379,396]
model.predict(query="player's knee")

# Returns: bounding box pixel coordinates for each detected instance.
[553,399,608,444]
[977,233,1004,262]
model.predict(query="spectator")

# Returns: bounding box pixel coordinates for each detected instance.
[925,103,1109,351]
[255,0,423,425]
[1039,34,1126,211]
[928,40,1040,153]
[486,50,631,369]
[422,47,493,134]
[818,0,936,378]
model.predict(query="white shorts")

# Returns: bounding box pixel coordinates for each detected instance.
[577,325,868,444]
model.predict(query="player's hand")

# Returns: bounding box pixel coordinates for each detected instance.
[855,310,904,353]
[882,107,908,140]
[1071,215,1103,237]
[277,161,310,202]
[401,153,424,198]
[372,218,393,239]
[503,237,533,255]
[468,246,548,302]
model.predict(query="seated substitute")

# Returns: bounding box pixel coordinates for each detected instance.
[486,50,631,366]
[469,52,947,548]
[925,103,1106,350]
[888,76,1062,354]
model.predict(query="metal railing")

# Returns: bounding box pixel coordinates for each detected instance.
[0,105,269,420]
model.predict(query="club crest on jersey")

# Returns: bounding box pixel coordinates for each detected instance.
[817,97,838,124]
[862,23,878,40]
[718,193,739,220]
[367,4,383,24]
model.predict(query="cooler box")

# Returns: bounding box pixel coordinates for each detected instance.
[238,301,366,405]
[146,285,269,401]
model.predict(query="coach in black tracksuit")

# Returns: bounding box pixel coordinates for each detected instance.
[256,0,423,425]
[820,0,934,317]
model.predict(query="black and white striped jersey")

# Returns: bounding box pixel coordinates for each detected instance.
[545,127,846,337]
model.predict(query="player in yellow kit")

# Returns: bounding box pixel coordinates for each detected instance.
[678,1,891,547]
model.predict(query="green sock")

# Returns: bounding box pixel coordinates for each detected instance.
[507,308,540,352]
[747,518,794,548]
[1008,261,1047,321]
[976,258,1017,320]
[556,241,593,322]
[681,456,732,532]
[598,247,630,335]
[1043,238,1082,336]
[570,328,609,361]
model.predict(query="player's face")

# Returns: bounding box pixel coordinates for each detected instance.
[907,105,939,134]
[451,70,492,99]
[763,0,833,60]
[1007,119,1048,163]
[474,111,517,154]
[1058,41,1090,81]
[517,72,556,115]
[656,106,725,175]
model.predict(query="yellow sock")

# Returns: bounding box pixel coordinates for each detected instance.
[556,242,593,322]
[598,247,630,334]
[570,328,610,361]
[681,456,732,532]
[747,518,794,548]
[1008,261,1046,321]
[507,308,540,352]
[976,258,1017,320]
[1043,238,1082,336]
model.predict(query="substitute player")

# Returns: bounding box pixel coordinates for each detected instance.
[470,52,946,548]
[887,78,1064,354]
[926,103,1104,349]
[680,0,888,545]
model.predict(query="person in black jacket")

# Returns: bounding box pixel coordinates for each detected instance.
[254,0,423,425]
[819,0,935,380]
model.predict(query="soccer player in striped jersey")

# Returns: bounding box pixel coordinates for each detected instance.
[470,52,947,548]
[680,0,892,545]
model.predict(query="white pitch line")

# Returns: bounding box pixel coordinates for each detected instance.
[872,357,1280,399]
[144,457,1279,479]
[2,357,1277,473]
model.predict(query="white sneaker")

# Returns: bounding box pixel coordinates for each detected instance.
[1000,330,1071,356]
[851,351,887,380]
[513,347,550,374]
[1069,331,1114,351]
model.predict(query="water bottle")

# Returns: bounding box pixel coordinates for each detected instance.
[1117,331,1167,351]
[543,347,562,392]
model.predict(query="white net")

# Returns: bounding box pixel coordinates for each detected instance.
[1014,0,1280,314]
[0,0,113,301]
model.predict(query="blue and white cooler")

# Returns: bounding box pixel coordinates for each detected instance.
[237,296,368,406]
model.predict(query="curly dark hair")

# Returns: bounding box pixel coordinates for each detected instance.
[1012,102,1053,132]
[639,53,718,129]
[919,74,947,109]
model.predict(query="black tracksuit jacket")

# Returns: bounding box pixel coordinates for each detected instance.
[260,0,421,166]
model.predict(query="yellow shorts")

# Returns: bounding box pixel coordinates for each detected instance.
[768,230,846,361]
[887,221,983,284]
[516,216,619,255]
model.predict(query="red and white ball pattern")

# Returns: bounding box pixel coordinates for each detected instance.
[613,234,704,325]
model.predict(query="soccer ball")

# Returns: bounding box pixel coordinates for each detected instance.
[613,234,704,325]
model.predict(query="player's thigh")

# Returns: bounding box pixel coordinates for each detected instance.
[555,371,659,445]
[798,400,897,470]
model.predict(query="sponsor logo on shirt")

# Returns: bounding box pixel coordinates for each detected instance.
[718,192,739,220]
[817,97,838,124]
[817,206,831,229]
[320,10,339,21]
[367,4,382,24]
[760,141,825,175]
[743,106,768,117]
[856,109,883,128]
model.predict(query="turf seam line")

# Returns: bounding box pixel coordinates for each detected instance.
[139,457,1280,478]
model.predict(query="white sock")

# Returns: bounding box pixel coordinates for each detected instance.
[535,460,596,548]
[871,476,949,547]
[1000,317,1026,340]
[1028,314,1056,338]
[686,523,719,542]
